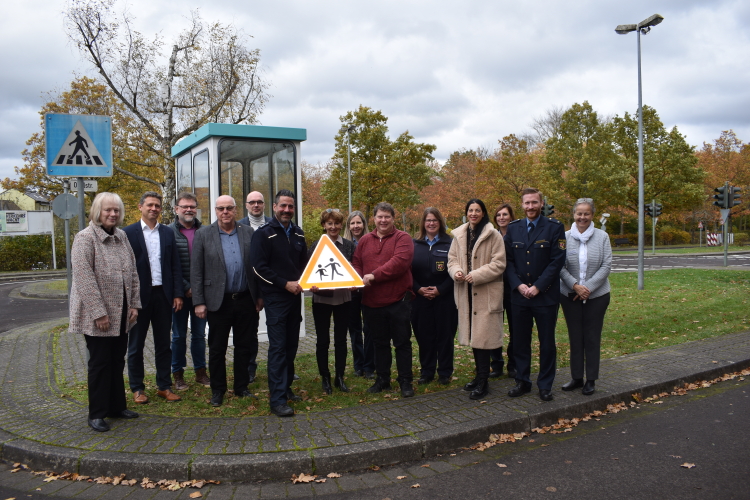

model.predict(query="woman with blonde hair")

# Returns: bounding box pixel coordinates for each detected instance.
[69,192,140,432]
[344,210,373,377]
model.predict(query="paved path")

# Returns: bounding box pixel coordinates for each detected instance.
[1,316,749,487]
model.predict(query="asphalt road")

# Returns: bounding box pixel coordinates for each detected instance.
[612,252,750,272]
[0,280,68,334]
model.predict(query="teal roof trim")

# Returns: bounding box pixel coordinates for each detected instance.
[171,123,307,158]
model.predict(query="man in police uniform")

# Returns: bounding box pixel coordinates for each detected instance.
[251,189,307,417]
[504,187,566,401]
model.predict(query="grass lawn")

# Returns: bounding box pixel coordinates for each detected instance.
[55,268,750,417]
[44,280,68,291]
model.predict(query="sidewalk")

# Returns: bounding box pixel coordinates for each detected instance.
[1,318,749,487]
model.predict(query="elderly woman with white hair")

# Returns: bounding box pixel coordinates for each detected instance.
[559,197,612,396]
[69,192,141,432]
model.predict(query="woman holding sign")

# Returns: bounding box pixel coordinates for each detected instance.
[308,209,357,394]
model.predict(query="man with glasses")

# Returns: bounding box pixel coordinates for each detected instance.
[191,195,263,407]
[239,191,272,230]
[169,192,210,390]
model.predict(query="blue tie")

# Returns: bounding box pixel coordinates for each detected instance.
[528,222,534,233]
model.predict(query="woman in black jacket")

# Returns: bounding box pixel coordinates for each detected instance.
[411,207,458,385]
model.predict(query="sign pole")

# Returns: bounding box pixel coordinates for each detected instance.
[723,181,729,267]
[77,176,86,231]
[51,213,57,270]
[63,180,72,294]
[651,198,656,255]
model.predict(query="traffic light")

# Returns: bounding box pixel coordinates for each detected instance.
[653,203,663,217]
[645,203,653,217]
[713,186,728,208]
[730,186,742,207]
[542,199,554,217]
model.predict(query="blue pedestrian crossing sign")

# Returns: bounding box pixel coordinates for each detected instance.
[45,114,113,177]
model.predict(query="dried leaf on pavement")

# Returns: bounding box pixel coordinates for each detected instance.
[315,478,326,483]
[681,463,696,469]
[396,476,407,480]
[189,492,203,498]
[327,472,342,478]
[496,464,507,468]
[291,473,316,484]
[411,484,420,488]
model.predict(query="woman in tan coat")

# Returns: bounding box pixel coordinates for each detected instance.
[69,192,141,432]
[448,198,506,399]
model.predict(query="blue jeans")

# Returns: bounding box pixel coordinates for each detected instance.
[171,296,207,372]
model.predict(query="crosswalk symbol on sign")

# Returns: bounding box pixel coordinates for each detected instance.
[299,234,364,290]
[51,121,106,167]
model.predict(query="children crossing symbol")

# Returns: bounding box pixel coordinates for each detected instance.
[299,234,364,290]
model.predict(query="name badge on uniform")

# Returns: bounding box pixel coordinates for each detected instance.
[559,239,567,250]
[435,261,445,272]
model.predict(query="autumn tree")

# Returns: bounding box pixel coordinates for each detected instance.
[1,77,153,223]
[301,160,333,244]
[64,0,269,218]
[322,105,436,218]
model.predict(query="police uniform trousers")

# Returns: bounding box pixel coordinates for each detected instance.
[265,293,302,407]
[511,302,558,391]
[411,294,457,379]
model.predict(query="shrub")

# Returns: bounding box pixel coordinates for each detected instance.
[0,235,55,271]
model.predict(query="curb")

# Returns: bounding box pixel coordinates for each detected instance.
[2,355,748,481]
[18,281,68,300]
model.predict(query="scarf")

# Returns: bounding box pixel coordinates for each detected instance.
[569,222,595,285]
[247,214,266,230]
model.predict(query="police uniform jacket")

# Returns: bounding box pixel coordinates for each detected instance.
[411,237,454,300]
[504,216,566,307]
[250,217,307,297]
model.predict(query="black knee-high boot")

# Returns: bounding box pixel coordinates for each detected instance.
[470,348,490,399]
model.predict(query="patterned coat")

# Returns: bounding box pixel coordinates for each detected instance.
[69,222,141,337]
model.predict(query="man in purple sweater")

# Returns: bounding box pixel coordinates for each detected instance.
[352,202,415,397]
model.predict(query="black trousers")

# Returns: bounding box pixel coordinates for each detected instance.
[127,286,173,391]
[312,301,350,378]
[411,295,457,379]
[265,293,302,407]
[363,298,413,384]
[206,293,259,394]
[347,292,370,373]
[511,302,559,391]
[560,292,610,381]
[85,332,128,419]
[473,348,491,380]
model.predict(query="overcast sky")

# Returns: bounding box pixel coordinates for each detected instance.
[1,0,749,183]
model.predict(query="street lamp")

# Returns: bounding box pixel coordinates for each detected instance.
[615,13,664,291]
[343,125,356,214]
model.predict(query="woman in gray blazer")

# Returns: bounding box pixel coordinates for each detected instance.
[559,198,612,395]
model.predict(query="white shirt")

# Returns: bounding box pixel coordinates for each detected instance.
[140,220,162,286]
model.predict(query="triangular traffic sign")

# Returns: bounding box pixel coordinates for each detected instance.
[50,120,107,167]
[299,234,364,290]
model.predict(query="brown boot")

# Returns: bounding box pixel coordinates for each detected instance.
[173,369,189,391]
[195,367,211,388]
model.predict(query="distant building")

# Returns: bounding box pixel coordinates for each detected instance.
[0,189,51,211]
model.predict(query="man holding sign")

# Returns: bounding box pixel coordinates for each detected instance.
[352,202,415,398]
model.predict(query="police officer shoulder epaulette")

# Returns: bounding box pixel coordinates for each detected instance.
[547,217,562,224]
[257,222,269,229]
[508,219,522,225]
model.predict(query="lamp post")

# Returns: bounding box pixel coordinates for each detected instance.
[615,13,664,291]
[344,125,356,214]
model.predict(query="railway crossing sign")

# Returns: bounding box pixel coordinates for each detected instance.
[299,234,364,290]
[45,114,113,177]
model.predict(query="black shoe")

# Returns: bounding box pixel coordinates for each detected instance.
[108,409,139,419]
[211,391,224,407]
[88,418,110,432]
[364,371,376,380]
[293,374,300,381]
[334,375,349,393]
[271,404,295,417]
[507,369,517,379]
[562,379,584,391]
[469,378,489,400]
[464,378,479,391]
[417,376,434,385]
[438,376,451,385]
[582,380,596,396]
[400,382,415,398]
[489,371,502,379]
[286,389,302,402]
[321,376,333,395]
[367,378,392,393]
[236,389,257,399]
[539,389,554,402]
[508,382,532,397]
[248,374,256,384]
[354,369,365,377]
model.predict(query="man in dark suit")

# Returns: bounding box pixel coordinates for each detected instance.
[123,191,184,404]
[192,195,263,407]
[504,187,566,402]
[238,191,272,230]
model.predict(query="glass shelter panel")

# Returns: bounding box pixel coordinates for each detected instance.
[219,140,297,219]
[193,150,210,225]
[176,153,192,196]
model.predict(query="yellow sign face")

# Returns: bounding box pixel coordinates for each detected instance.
[299,234,364,290]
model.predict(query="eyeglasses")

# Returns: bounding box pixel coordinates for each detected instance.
[424,219,440,224]
[325,208,341,213]
[176,205,197,211]
[246,200,264,205]
[215,206,236,212]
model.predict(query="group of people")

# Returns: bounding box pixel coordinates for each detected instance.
[69,185,612,432]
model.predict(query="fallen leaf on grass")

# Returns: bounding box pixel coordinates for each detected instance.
[291,473,317,484]
[396,476,407,480]
[411,484,420,488]
[496,464,507,468]
[681,463,696,469]
[326,472,342,478]
[189,493,202,499]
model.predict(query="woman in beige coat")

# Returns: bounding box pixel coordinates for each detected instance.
[448,198,506,400]
[69,192,140,432]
